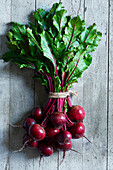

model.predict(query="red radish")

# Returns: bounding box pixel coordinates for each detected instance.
[29,124,46,141]
[32,107,42,121]
[50,112,66,128]
[56,130,72,144]
[69,122,85,139]
[56,140,72,151]
[23,118,36,131]
[23,134,38,149]
[67,105,85,122]
[45,126,60,138]
[38,143,53,156]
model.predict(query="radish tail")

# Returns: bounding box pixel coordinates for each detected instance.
[70,148,81,154]
[9,123,23,128]
[83,135,93,144]
[59,151,66,166]
[13,139,32,152]
[39,155,43,167]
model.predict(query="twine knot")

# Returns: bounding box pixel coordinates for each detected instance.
[49,90,78,98]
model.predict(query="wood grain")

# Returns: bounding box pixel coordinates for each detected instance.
[108,0,113,170]
[82,0,108,169]
[9,1,35,169]
[0,0,11,57]
[0,0,111,169]
[0,60,10,170]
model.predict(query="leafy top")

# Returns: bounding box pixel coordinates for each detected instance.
[2,2,102,92]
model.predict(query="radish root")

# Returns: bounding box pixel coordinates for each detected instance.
[83,135,93,144]
[13,139,32,153]
[9,123,23,128]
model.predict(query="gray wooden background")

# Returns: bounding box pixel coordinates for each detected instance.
[0,0,112,169]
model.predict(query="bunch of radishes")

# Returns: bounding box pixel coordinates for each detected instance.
[18,103,86,158]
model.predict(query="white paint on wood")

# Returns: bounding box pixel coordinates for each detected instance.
[61,0,84,17]
[0,0,111,169]
[36,0,60,11]
[0,0,11,57]
[0,0,11,23]
[9,1,35,169]
[9,65,35,170]
[0,24,9,57]
[12,0,35,24]
[108,0,113,170]
[82,0,108,169]
[0,60,10,170]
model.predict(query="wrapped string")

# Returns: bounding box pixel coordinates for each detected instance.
[49,90,78,98]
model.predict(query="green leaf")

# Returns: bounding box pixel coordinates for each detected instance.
[46,2,63,22]
[48,2,63,16]
[2,2,102,93]
[93,31,102,46]
[53,9,67,32]
[54,76,61,92]
[40,31,56,68]
[80,24,102,53]
[2,51,35,69]
[63,16,85,50]
[12,22,27,41]
[33,74,49,90]
[33,8,47,31]
[80,23,97,43]
[26,28,42,50]
[68,52,92,81]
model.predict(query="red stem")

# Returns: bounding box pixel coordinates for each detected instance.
[41,104,55,127]
[66,57,80,83]
[57,98,60,112]
[45,99,56,116]
[42,69,53,91]
[65,114,73,126]
[43,98,52,114]
[66,96,72,107]
[48,74,54,92]
[41,114,49,127]
[64,124,67,131]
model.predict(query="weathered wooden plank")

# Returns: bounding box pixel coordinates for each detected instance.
[61,0,84,17]
[0,0,11,57]
[33,1,60,169]
[108,1,113,170]
[59,0,84,169]
[9,1,35,169]
[0,0,11,23]
[82,0,108,170]
[9,65,35,170]
[12,0,35,24]
[0,0,110,169]
[0,60,10,170]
